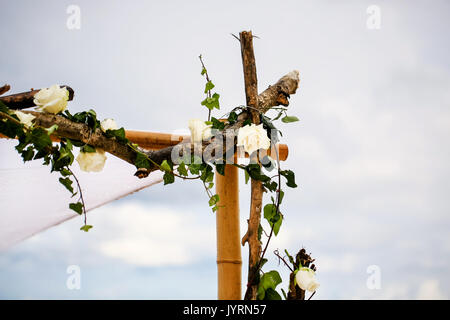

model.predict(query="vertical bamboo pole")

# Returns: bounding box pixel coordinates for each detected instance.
[216,164,241,300]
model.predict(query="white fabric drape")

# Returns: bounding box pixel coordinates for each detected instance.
[0,139,163,250]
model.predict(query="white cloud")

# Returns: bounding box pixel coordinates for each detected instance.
[95,202,215,266]
[416,279,447,300]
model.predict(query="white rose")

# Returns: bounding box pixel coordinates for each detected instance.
[34,84,69,114]
[295,267,320,292]
[100,118,118,132]
[14,111,35,128]
[76,149,107,172]
[188,119,212,143]
[237,123,271,155]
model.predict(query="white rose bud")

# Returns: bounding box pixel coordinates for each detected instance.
[100,118,118,133]
[188,119,212,143]
[34,84,69,114]
[237,123,271,155]
[295,267,320,292]
[13,111,36,128]
[76,149,107,172]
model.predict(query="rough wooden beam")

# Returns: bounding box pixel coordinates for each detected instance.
[0,84,11,96]
[1,67,299,177]
[0,85,75,109]
[239,30,264,301]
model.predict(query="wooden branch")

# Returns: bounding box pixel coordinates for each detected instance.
[0,85,74,109]
[239,30,263,301]
[1,64,299,178]
[27,111,145,167]
[0,84,11,96]
[257,70,300,113]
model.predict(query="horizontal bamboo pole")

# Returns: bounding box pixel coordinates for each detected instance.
[0,130,288,160]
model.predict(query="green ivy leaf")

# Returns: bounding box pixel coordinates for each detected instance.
[135,152,150,169]
[0,100,9,113]
[201,93,220,110]
[21,147,35,162]
[163,171,175,185]
[261,115,280,144]
[263,203,283,236]
[59,177,74,194]
[0,118,22,138]
[69,202,83,215]
[201,67,207,75]
[215,163,225,176]
[160,160,172,172]
[204,81,215,93]
[285,249,295,265]
[80,225,93,232]
[80,145,96,153]
[177,162,188,176]
[263,180,278,192]
[210,117,225,130]
[246,164,271,182]
[257,270,282,300]
[280,170,297,188]
[244,170,250,184]
[264,288,282,300]
[60,168,72,177]
[45,124,59,135]
[30,128,52,150]
[281,115,300,123]
[105,127,128,143]
[227,111,238,124]
[208,194,220,207]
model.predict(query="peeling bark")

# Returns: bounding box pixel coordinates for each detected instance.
[0,85,74,109]
[240,30,263,301]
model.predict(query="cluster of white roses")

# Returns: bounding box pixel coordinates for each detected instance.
[13,84,118,173]
[188,119,271,156]
[295,267,320,292]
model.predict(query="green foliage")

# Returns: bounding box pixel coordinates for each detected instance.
[135,152,151,169]
[59,177,74,194]
[163,171,175,185]
[177,162,188,176]
[210,117,225,130]
[104,127,128,143]
[160,160,172,172]
[263,203,283,236]
[204,81,215,93]
[227,111,238,125]
[80,145,96,153]
[63,109,100,131]
[0,103,99,231]
[69,202,83,215]
[257,270,283,300]
[201,93,220,110]
[80,225,93,232]
[281,115,299,123]
[215,163,225,176]
[280,170,297,188]
[245,164,270,183]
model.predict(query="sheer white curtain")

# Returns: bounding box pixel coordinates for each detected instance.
[0,138,163,250]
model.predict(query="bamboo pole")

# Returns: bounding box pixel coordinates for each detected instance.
[0,130,288,158]
[216,164,241,300]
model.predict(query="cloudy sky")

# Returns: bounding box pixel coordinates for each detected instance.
[0,0,449,299]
